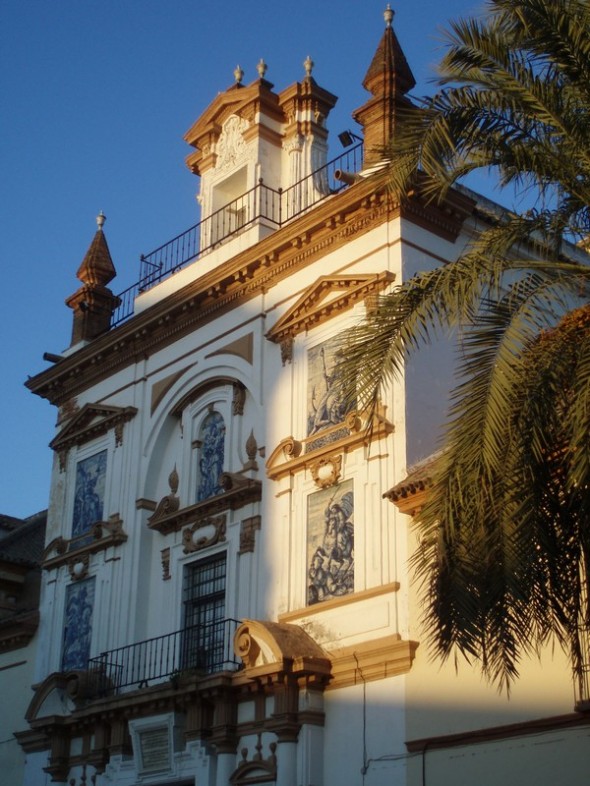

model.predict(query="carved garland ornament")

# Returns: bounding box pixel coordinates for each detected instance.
[309,454,342,488]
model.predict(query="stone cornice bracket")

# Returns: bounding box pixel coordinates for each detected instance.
[50,403,138,471]
[266,272,395,347]
[149,473,262,536]
[42,514,127,572]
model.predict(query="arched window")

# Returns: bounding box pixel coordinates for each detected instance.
[197,409,226,501]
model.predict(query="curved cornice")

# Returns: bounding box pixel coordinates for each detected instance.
[26,177,474,407]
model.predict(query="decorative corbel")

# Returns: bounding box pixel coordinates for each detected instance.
[239,515,261,554]
[280,336,294,365]
[232,382,246,416]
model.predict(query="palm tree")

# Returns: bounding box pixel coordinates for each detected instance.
[341,0,590,695]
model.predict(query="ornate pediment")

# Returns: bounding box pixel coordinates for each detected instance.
[266,408,394,482]
[148,471,262,536]
[265,271,395,351]
[234,619,331,675]
[42,514,127,572]
[50,403,137,470]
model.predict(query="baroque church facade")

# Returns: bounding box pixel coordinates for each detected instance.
[17,9,589,786]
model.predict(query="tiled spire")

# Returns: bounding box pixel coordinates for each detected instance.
[66,213,120,346]
[353,5,416,164]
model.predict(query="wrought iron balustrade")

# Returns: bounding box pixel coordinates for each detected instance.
[87,618,241,694]
[112,141,363,326]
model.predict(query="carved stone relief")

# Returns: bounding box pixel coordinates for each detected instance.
[309,454,342,489]
[182,514,227,554]
[216,116,249,172]
[239,515,261,554]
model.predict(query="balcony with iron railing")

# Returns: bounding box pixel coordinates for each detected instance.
[112,141,364,326]
[87,618,241,696]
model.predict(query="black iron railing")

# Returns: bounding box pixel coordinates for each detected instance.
[112,141,363,326]
[87,618,241,694]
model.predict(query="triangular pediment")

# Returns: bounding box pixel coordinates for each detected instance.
[50,403,138,459]
[266,271,395,344]
[184,84,251,147]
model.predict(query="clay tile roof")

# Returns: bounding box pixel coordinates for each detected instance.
[76,228,116,287]
[0,511,47,567]
[363,22,416,97]
[384,452,441,502]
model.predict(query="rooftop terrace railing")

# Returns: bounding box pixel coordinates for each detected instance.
[87,618,241,695]
[112,141,363,326]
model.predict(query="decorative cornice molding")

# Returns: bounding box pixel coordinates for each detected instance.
[50,404,138,470]
[148,473,262,536]
[278,581,401,623]
[266,409,393,481]
[326,634,418,690]
[42,514,127,572]
[265,271,395,345]
[26,177,474,408]
[0,609,39,653]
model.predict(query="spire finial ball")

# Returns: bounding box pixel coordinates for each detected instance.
[234,64,244,84]
[96,211,106,230]
[384,4,394,27]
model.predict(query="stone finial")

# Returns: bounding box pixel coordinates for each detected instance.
[234,64,244,84]
[384,3,394,27]
[256,58,268,79]
[303,55,314,77]
[96,210,106,230]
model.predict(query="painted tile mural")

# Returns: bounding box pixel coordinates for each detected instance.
[197,410,225,501]
[307,480,354,605]
[307,335,353,451]
[72,450,107,537]
[61,577,95,671]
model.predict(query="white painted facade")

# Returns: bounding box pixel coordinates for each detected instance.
[19,12,589,786]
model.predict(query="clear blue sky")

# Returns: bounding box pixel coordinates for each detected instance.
[0,0,487,518]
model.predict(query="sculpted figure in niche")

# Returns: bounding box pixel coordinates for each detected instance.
[197,410,226,501]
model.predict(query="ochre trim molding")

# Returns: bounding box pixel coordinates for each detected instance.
[278,581,401,623]
[265,271,395,345]
[26,176,474,407]
[148,474,262,535]
[50,404,138,470]
[326,634,418,690]
[406,711,590,753]
[42,514,127,572]
[266,409,393,481]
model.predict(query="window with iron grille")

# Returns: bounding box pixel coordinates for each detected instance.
[182,553,227,672]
